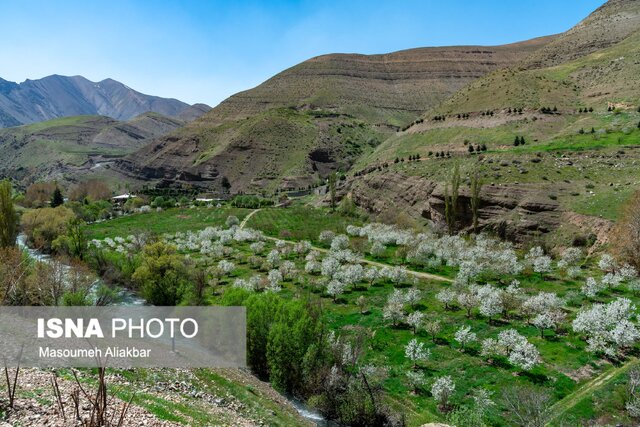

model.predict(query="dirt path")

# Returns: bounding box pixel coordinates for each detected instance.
[239,208,262,229]
[546,358,638,425]
[242,209,453,283]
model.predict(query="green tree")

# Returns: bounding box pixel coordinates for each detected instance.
[328,172,337,211]
[0,180,18,247]
[67,218,88,260]
[51,187,64,207]
[470,167,482,233]
[132,242,190,305]
[444,163,461,235]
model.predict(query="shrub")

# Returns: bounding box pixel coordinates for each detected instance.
[21,206,75,252]
[132,242,191,305]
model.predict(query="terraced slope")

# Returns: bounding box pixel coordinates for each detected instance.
[348,0,640,243]
[118,36,553,192]
[522,0,640,69]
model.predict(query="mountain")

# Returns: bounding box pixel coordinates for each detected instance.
[347,0,640,242]
[117,36,554,192]
[426,0,640,115]
[0,75,209,128]
[0,112,187,187]
[522,0,640,69]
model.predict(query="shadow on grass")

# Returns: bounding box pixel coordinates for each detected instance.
[520,370,548,385]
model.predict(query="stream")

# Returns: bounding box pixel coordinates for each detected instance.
[17,234,146,306]
[16,234,330,425]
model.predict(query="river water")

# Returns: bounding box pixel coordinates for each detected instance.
[16,234,145,305]
[16,234,330,425]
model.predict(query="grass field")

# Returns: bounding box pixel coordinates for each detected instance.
[85,207,253,239]
[244,206,361,242]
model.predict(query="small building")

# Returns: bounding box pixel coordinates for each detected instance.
[112,193,136,205]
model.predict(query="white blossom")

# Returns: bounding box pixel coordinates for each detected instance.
[266,250,281,267]
[573,298,639,356]
[266,269,283,292]
[407,311,425,333]
[436,289,456,309]
[431,376,455,407]
[598,254,617,272]
[454,325,477,350]
[508,341,541,370]
[405,338,430,368]
[217,260,235,275]
[330,234,350,251]
[327,280,347,301]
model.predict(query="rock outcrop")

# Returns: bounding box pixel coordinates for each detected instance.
[348,172,562,242]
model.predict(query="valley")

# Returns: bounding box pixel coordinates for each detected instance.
[2,0,640,426]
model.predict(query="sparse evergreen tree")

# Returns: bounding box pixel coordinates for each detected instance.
[520,136,525,145]
[468,145,475,153]
[589,107,593,112]
[51,187,64,207]
[514,136,520,147]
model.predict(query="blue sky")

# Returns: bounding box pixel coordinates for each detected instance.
[0,0,605,106]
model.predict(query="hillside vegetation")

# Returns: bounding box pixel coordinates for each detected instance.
[117,37,553,192]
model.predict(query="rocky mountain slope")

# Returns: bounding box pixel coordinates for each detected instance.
[0,75,209,127]
[0,112,189,187]
[521,0,640,69]
[116,37,554,193]
[346,0,640,242]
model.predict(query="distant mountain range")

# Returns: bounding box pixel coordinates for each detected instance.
[0,75,209,128]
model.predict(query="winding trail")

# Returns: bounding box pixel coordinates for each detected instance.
[239,208,262,229]
[546,358,638,425]
[241,208,453,283]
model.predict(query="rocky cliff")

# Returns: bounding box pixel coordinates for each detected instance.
[348,172,562,242]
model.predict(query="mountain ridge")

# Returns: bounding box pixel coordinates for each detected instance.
[117,35,555,192]
[0,74,210,128]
